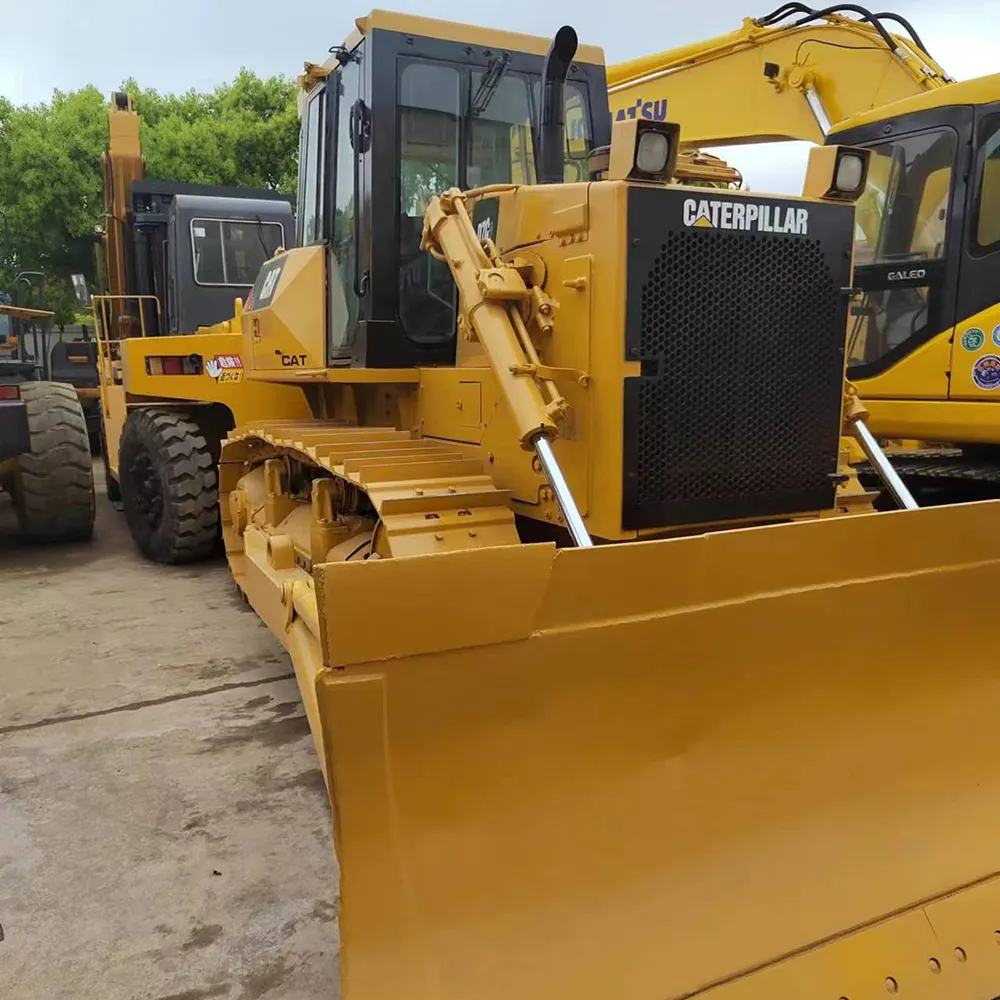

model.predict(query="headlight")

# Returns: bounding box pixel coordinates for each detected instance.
[608,119,680,183]
[802,145,870,202]
[636,130,671,175]
[834,152,865,194]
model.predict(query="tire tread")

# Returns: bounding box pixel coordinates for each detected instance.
[118,408,218,563]
[13,381,96,542]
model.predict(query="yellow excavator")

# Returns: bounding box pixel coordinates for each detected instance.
[610,4,1000,500]
[608,4,950,144]
[217,10,1000,1000]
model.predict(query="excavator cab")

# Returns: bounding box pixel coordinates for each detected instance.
[834,79,1000,405]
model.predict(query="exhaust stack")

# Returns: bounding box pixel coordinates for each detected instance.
[538,25,578,184]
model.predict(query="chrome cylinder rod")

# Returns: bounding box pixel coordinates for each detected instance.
[532,433,593,547]
[804,87,832,136]
[852,420,919,511]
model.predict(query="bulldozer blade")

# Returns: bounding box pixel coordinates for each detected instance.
[308,500,1000,1000]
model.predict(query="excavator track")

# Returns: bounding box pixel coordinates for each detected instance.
[855,447,1000,501]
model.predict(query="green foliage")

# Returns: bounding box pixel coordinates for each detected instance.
[0,71,299,323]
[400,160,456,217]
[122,71,299,192]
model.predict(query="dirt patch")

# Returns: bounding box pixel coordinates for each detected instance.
[181,923,224,952]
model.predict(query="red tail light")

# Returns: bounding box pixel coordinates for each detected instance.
[0,384,21,400]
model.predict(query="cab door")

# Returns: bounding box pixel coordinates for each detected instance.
[949,103,1000,399]
[837,106,971,398]
[328,41,366,363]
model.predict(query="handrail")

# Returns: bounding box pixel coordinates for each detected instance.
[91,293,163,420]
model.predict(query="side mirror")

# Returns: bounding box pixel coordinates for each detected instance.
[71,274,90,308]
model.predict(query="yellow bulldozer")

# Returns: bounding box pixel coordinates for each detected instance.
[201,10,1000,1000]
[609,4,1000,501]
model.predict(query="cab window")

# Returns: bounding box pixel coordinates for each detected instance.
[853,129,954,266]
[469,70,535,187]
[297,88,326,247]
[848,128,956,369]
[397,59,596,345]
[398,60,462,345]
[330,52,362,351]
[191,219,285,287]
[531,80,593,182]
[975,113,1000,250]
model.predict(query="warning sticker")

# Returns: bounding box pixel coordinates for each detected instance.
[961,328,985,352]
[972,354,1000,391]
[206,354,243,382]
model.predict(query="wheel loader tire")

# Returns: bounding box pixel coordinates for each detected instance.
[12,381,96,543]
[118,408,218,564]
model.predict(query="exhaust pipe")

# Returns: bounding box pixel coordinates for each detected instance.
[538,25,578,185]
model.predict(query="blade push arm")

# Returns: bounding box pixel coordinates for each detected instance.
[608,5,951,146]
[421,187,592,547]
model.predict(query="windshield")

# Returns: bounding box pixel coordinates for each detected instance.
[854,129,956,267]
[397,58,595,344]
[847,128,957,371]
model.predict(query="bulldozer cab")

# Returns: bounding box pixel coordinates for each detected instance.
[836,77,1000,388]
[291,11,609,369]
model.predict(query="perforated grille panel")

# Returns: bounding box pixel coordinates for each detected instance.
[622,188,852,530]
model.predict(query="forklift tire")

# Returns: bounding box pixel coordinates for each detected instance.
[12,381,96,543]
[118,408,218,564]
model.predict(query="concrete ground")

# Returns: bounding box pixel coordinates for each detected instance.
[0,464,339,999]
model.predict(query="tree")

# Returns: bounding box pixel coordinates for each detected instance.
[123,71,299,192]
[0,86,107,321]
[0,72,299,323]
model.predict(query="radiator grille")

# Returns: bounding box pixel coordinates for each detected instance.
[623,196,851,531]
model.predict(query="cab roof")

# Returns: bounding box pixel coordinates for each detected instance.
[832,73,1000,134]
[303,9,604,87]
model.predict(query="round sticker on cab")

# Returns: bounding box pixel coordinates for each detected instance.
[993,324,1000,347]
[972,354,1000,391]
[962,328,985,351]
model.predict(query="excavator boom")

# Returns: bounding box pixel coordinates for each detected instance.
[608,5,950,145]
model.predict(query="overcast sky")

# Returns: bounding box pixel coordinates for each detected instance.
[1,0,996,192]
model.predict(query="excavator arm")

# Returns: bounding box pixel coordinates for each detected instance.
[608,4,952,147]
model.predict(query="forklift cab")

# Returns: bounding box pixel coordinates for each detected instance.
[127,181,294,335]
